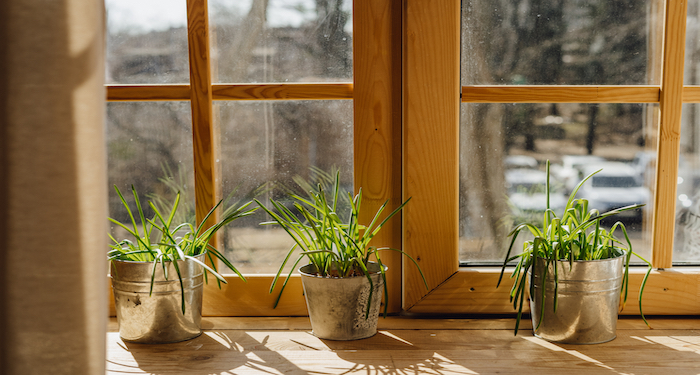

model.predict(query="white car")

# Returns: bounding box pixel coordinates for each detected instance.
[550,155,606,194]
[630,150,698,209]
[575,162,650,218]
[505,168,567,215]
[504,155,538,169]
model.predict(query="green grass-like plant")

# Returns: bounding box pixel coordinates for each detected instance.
[108,185,257,313]
[497,160,652,334]
[255,171,428,318]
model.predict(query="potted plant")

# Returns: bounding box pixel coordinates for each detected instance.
[108,185,255,343]
[498,160,652,344]
[255,172,427,340]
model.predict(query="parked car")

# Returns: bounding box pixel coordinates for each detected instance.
[630,150,700,209]
[504,155,538,169]
[505,168,567,220]
[550,155,606,194]
[576,162,650,219]
[630,150,656,184]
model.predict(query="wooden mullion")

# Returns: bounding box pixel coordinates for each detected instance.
[212,83,353,101]
[683,86,700,102]
[186,0,218,228]
[353,0,403,313]
[651,0,688,268]
[402,0,461,310]
[462,86,660,103]
[106,83,352,102]
[106,85,191,101]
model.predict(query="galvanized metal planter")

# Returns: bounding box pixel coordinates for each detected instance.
[110,254,204,344]
[300,263,385,340]
[530,254,625,344]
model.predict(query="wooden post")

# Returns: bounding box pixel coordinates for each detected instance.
[353,0,404,313]
[652,0,688,268]
[187,0,219,230]
[402,0,461,309]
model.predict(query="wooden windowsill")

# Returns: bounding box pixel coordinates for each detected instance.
[107,316,700,374]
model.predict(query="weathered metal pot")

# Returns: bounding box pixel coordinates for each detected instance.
[299,263,385,340]
[529,254,625,344]
[110,254,204,343]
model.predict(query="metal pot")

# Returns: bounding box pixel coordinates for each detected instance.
[529,254,625,344]
[110,254,204,343]
[299,262,385,340]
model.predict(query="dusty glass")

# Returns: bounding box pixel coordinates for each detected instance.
[459,103,657,264]
[105,0,190,84]
[461,0,662,85]
[106,102,194,237]
[214,100,354,274]
[686,0,700,85]
[209,0,353,83]
[673,104,700,263]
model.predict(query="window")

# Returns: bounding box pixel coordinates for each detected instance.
[402,0,700,315]
[458,0,660,265]
[106,0,403,315]
[107,0,700,317]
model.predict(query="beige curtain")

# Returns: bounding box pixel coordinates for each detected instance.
[0,1,107,374]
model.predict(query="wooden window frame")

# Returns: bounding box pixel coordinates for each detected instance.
[106,0,403,316]
[108,0,700,317]
[401,0,700,316]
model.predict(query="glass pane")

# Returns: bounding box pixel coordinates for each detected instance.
[459,103,657,264]
[107,102,194,239]
[209,0,353,83]
[674,104,700,262]
[105,0,189,84]
[461,0,662,85]
[215,100,354,274]
[686,0,700,85]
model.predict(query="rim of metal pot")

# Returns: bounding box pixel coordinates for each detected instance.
[299,262,387,278]
[110,253,206,264]
[537,252,626,264]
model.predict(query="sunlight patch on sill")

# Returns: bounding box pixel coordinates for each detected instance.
[522,336,618,372]
[642,336,700,353]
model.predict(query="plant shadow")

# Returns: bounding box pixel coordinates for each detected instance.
[107,320,700,374]
[322,331,475,374]
[548,330,700,375]
[324,327,700,375]
[107,330,310,375]
[385,327,700,375]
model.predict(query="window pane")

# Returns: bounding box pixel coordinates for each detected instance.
[105,0,189,84]
[459,103,657,264]
[461,0,662,85]
[686,0,700,85]
[107,102,194,238]
[674,104,700,263]
[215,100,353,274]
[209,0,353,83]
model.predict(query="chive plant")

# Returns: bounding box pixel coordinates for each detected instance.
[256,172,428,318]
[108,185,256,313]
[497,160,652,334]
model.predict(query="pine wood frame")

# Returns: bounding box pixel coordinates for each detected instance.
[106,0,402,316]
[107,0,700,317]
[401,0,700,315]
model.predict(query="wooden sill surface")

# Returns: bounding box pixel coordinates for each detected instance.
[107,316,700,374]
